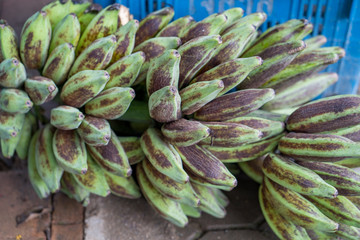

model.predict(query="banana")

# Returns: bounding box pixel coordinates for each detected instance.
[178,35,222,88]
[262,72,338,110]
[262,153,338,198]
[180,203,201,218]
[321,123,360,142]
[77,116,111,146]
[20,11,51,69]
[175,144,237,187]
[0,89,33,114]
[286,95,360,133]
[161,118,210,147]
[35,124,64,192]
[78,4,102,34]
[191,182,226,218]
[180,79,224,115]
[104,171,141,199]
[221,12,267,34]
[246,109,288,122]
[50,105,84,130]
[156,16,194,37]
[279,132,360,161]
[303,35,327,52]
[49,13,80,53]
[211,188,230,208]
[27,130,50,199]
[87,130,131,177]
[132,36,182,85]
[191,57,263,96]
[181,13,227,43]
[136,163,188,227]
[199,24,257,73]
[24,76,58,105]
[84,87,135,120]
[225,116,285,140]
[259,184,311,240]
[1,125,22,158]
[187,170,234,191]
[0,111,25,139]
[69,35,116,77]
[335,158,360,168]
[53,129,87,174]
[347,196,360,209]
[61,171,90,205]
[73,152,110,197]
[306,229,338,240]
[118,136,145,165]
[41,0,71,29]
[238,40,306,89]
[142,158,200,207]
[241,19,310,57]
[75,3,125,55]
[220,7,244,31]
[146,49,180,96]
[238,156,265,184]
[199,122,263,147]
[61,70,110,108]
[42,43,75,85]
[204,133,284,163]
[0,20,19,61]
[135,7,174,46]
[69,0,91,15]
[148,86,181,123]
[297,161,360,195]
[194,88,275,121]
[263,177,338,232]
[15,113,36,160]
[140,127,188,183]
[110,19,139,64]
[0,58,27,88]
[117,100,152,123]
[335,224,360,240]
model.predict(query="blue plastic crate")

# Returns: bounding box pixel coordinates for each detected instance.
[94,0,360,97]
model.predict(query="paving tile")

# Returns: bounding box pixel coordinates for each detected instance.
[51,223,83,240]
[52,193,84,225]
[199,229,268,240]
[0,170,51,240]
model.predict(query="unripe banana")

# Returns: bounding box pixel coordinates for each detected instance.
[220,7,244,31]
[24,76,58,105]
[246,109,288,122]
[0,89,33,114]
[1,126,22,158]
[238,156,265,184]
[104,171,141,199]
[180,203,201,218]
[335,158,360,168]
[118,136,145,165]
[321,123,360,142]
[85,87,135,120]
[0,58,26,88]
[336,224,360,240]
[0,20,19,61]
[61,70,110,108]
[15,113,36,160]
[60,171,90,204]
[0,111,25,139]
[303,35,327,52]
[156,16,194,38]
[42,0,71,29]
[78,4,102,34]
[50,105,84,130]
[77,116,111,146]
[69,0,91,15]
[20,11,51,69]
[221,12,267,34]
[187,170,234,191]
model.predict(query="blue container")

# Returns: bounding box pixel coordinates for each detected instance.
[94,0,360,96]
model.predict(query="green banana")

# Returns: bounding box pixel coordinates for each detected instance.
[204,133,284,163]
[27,130,50,199]
[69,0,91,15]
[118,136,145,165]
[42,43,76,85]
[286,95,360,133]
[24,76,58,105]
[336,224,360,240]
[142,159,200,207]
[146,49,180,95]
[220,7,244,31]
[175,144,237,187]
[61,172,90,205]
[187,170,234,191]
[135,7,174,46]
[335,158,360,168]
[50,105,84,130]
[16,113,36,160]
[136,163,188,227]
[148,86,181,123]
[84,87,135,119]
[53,129,87,174]
[104,171,141,199]
[180,203,201,218]
[306,229,338,240]
[199,122,263,147]
[77,116,111,146]
[0,58,27,88]
[0,111,25,139]
[178,35,222,88]
[161,118,210,147]
[238,156,265,184]
[78,4,102,34]
[303,35,327,52]
[0,20,19,61]
[105,52,145,89]
[0,89,33,114]
[117,100,152,123]
[87,130,131,177]
[20,11,51,69]
[69,35,116,77]
[246,109,288,122]
[49,13,80,54]
[1,125,22,158]
[180,79,224,115]
[221,12,267,34]
[111,19,139,64]
[194,88,275,121]
[73,152,110,197]
[35,124,64,192]
[61,70,110,108]
[211,188,230,208]
[156,16,194,37]
[321,123,360,142]
[140,127,188,183]
[41,0,71,29]
[262,153,338,198]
